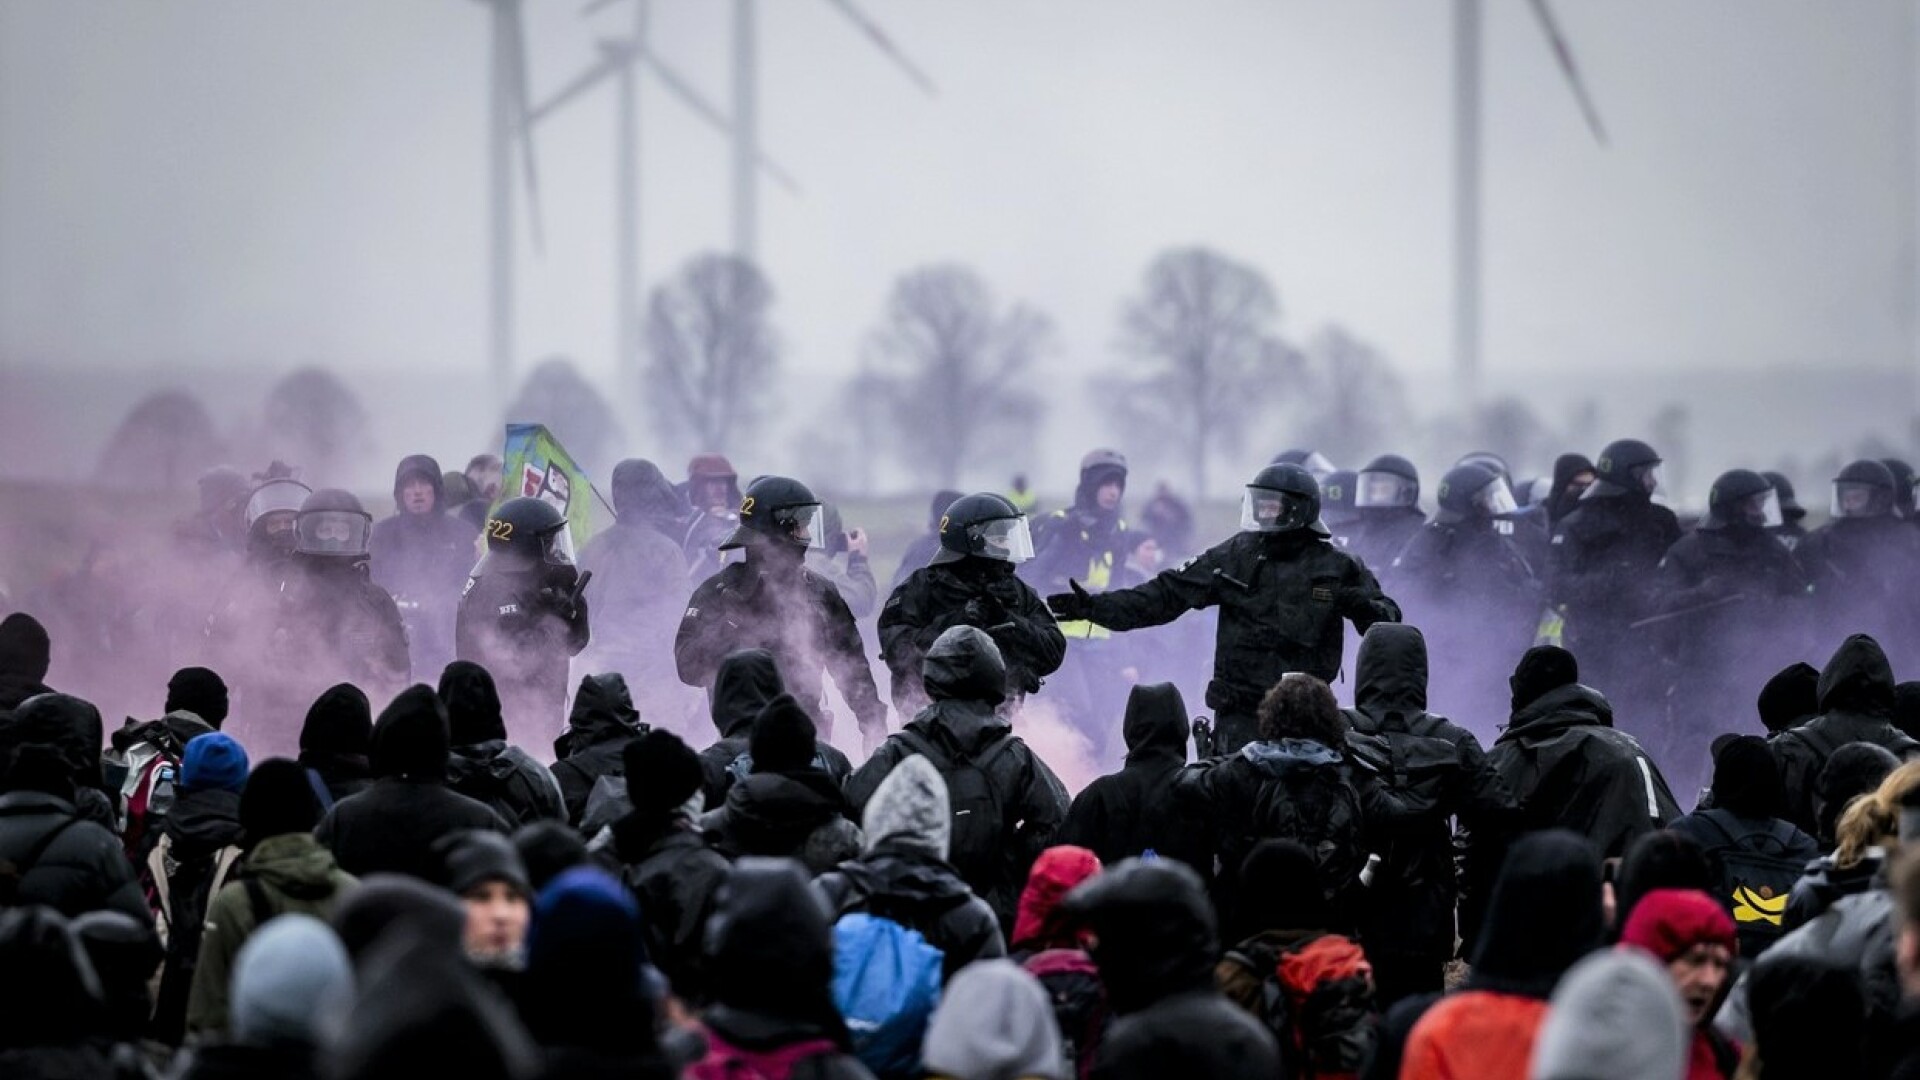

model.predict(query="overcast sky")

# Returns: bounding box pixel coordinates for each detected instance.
[2,1,1915,401]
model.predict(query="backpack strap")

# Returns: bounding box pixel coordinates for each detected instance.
[894,728,950,769]
[1694,808,1743,850]
[149,835,175,935]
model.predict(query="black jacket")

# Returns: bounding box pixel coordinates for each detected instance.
[1774,634,1920,834]
[1081,529,1399,717]
[878,557,1065,714]
[700,770,862,876]
[578,463,693,711]
[696,650,853,808]
[455,567,591,735]
[316,687,509,880]
[1057,683,1209,875]
[675,553,887,742]
[605,814,731,1004]
[1798,516,1920,649]
[0,790,148,923]
[1548,490,1683,632]
[1342,624,1517,960]
[815,842,1007,982]
[551,673,646,826]
[1346,507,1426,575]
[1484,682,1680,858]
[1390,517,1541,638]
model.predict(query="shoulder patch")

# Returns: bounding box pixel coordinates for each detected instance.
[684,606,699,619]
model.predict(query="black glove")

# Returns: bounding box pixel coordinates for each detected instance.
[1046,580,1093,621]
[963,596,1008,627]
[536,585,578,621]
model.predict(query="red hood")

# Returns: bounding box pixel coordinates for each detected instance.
[1012,845,1102,952]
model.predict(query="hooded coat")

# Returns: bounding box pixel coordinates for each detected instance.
[0,692,116,829]
[818,756,1007,980]
[297,683,374,806]
[1060,860,1279,1080]
[316,686,509,880]
[369,454,480,675]
[845,627,1069,926]
[607,806,732,1003]
[1342,624,1517,970]
[1773,634,1920,834]
[1797,508,1920,653]
[438,661,566,827]
[1057,683,1210,875]
[1548,482,1684,644]
[0,906,147,1080]
[700,768,862,876]
[1483,681,1680,858]
[550,673,646,825]
[879,556,1065,716]
[697,649,853,808]
[0,785,148,924]
[0,612,53,711]
[578,460,697,720]
[921,960,1069,1080]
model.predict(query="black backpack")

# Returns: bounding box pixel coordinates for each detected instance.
[1248,764,1366,905]
[1691,808,1808,957]
[894,728,1020,889]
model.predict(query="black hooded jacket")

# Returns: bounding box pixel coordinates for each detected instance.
[1548,487,1683,632]
[696,650,852,808]
[0,693,116,829]
[368,454,480,612]
[845,627,1069,924]
[298,683,373,805]
[1798,514,1920,649]
[1483,681,1680,858]
[317,686,508,880]
[607,813,731,1004]
[1058,683,1210,875]
[1061,861,1280,1080]
[815,841,1006,981]
[1342,625,1517,959]
[700,769,862,876]
[0,612,54,711]
[438,661,565,827]
[579,461,693,688]
[551,673,646,826]
[1463,829,1604,999]
[0,907,149,1080]
[1774,634,1920,834]
[879,556,1065,715]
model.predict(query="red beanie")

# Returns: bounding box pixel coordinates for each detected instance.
[1620,887,1737,962]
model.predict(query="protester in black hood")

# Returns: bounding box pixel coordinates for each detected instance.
[1058,858,1279,1080]
[437,661,565,827]
[518,866,676,1079]
[1057,682,1210,877]
[369,453,480,678]
[1610,829,1714,937]
[1543,452,1596,525]
[0,611,53,711]
[298,683,374,806]
[846,626,1069,927]
[550,672,647,827]
[700,694,861,875]
[317,685,508,880]
[578,458,697,734]
[1814,743,1903,850]
[695,858,871,1079]
[71,910,163,1049]
[1774,633,1920,834]
[0,738,147,923]
[607,729,731,1003]
[818,755,1005,980]
[325,925,541,1080]
[166,666,230,729]
[1341,623,1517,1002]
[0,906,145,1079]
[1897,681,1920,743]
[512,820,590,894]
[1758,661,1822,737]
[1481,646,1680,858]
[1670,736,1818,952]
[697,648,851,808]
[1,691,116,829]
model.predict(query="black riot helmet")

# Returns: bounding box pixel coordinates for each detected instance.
[1762,471,1806,523]
[294,489,373,559]
[1454,451,1513,486]
[1356,454,1420,509]
[1271,448,1336,483]
[719,475,823,551]
[246,478,312,555]
[1243,463,1328,537]
[933,493,1035,566]
[1435,463,1517,525]
[1832,459,1897,520]
[1320,469,1360,528]
[1590,439,1663,498]
[478,496,576,573]
[1703,469,1782,531]
[1882,459,1916,518]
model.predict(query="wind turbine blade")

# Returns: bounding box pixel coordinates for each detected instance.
[507,1,547,252]
[1527,0,1607,145]
[640,48,805,196]
[820,0,937,97]
[528,52,627,126]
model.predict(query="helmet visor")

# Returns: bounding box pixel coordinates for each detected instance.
[1833,481,1889,519]
[772,504,826,550]
[1300,452,1335,482]
[977,516,1035,563]
[246,481,310,528]
[1631,462,1663,495]
[1355,471,1417,509]
[1243,488,1313,532]
[1738,489,1784,528]
[544,523,577,567]
[1477,477,1519,517]
[296,510,370,556]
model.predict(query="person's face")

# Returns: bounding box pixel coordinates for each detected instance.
[400,477,437,515]
[1666,941,1732,1026]
[1096,480,1123,511]
[697,478,734,513]
[462,880,529,961]
[262,511,298,543]
[467,463,503,501]
[1133,536,1162,569]
[1566,470,1596,498]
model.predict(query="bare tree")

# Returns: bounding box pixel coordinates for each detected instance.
[644,254,778,457]
[95,390,226,490]
[1117,247,1294,497]
[505,357,625,475]
[1294,324,1408,466]
[261,366,368,482]
[864,265,1049,490]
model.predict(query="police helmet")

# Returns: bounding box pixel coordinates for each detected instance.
[295,489,373,558]
[1832,459,1897,520]
[1762,471,1806,523]
[933,493,1034,566]
[1243,463,1328,536]
[719,476,823,551]
[1435,463,1516,524]
[479,496,576,572]
[1592,439,1662,496]
[1271,449,1336,483]
[1356,454,1420,509]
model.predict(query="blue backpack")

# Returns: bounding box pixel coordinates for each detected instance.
[832,913,944,1079]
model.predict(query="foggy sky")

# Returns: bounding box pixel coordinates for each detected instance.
[2,2,1916,468]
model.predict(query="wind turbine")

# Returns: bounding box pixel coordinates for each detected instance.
[527,0,802,397]
[476,0,547,410]
[731,0,938,262]
[1454,0,1607,412]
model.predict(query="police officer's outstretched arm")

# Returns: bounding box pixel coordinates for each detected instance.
[992,583,1068,682]
[1049,545,1225,632]
[1336,561,1401,632]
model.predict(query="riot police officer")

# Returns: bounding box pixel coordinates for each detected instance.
[1347,454,1427,574]
[674,476,889,751]
[241,477,311,572]
[1797,459,1920,657]
[1021,449,1134,744]
[1047,462,1401,754]
[879,493,1066,716]
[455,496,591,747]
